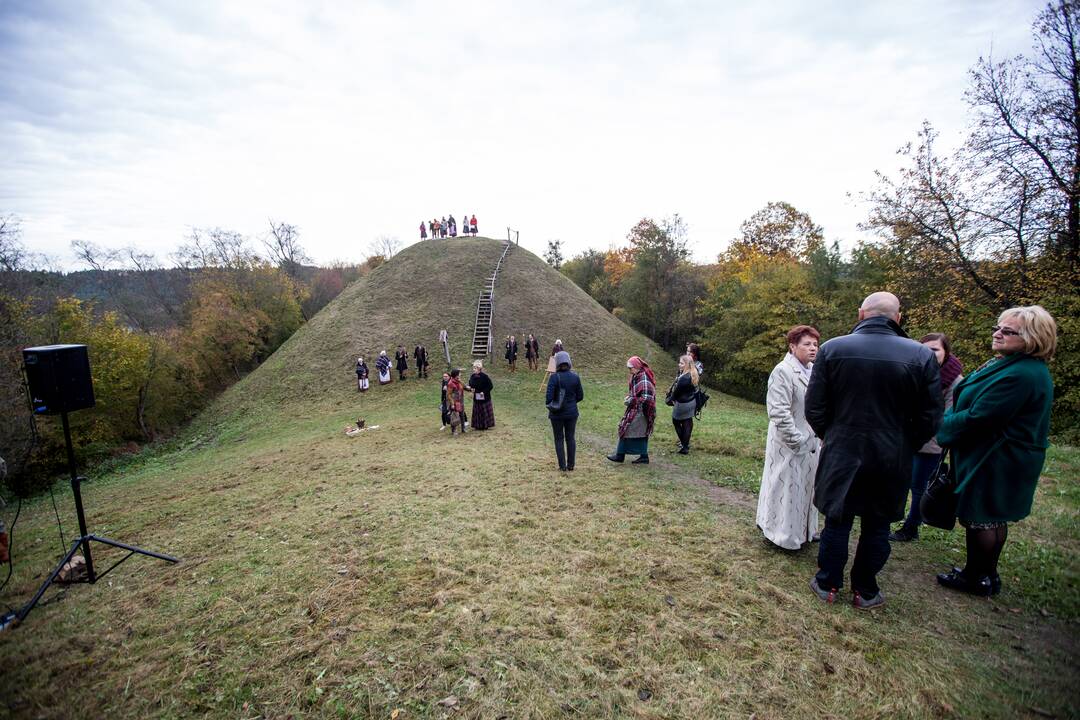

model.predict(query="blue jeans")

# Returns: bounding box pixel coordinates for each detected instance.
[901,452,942,535]
[551,416,578,470]
[815,514,891,596]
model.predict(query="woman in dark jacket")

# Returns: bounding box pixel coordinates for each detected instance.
[668,354,700,454]
[890,333,964,542]
[356,357,369,392]
[546,350,584,471]
[466,360,495,430]
[395,346,409,380]
[525,334,540,371]
[936,305,1056,596]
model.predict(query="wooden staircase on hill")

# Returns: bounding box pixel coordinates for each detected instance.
[471,239,514,357]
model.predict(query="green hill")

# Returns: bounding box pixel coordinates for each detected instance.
[1,238,1076,719]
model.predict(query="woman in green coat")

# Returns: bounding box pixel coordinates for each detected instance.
[936,305,1057,596]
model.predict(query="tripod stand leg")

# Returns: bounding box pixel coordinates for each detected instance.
[16,537,87,623]
[90,535,179,564]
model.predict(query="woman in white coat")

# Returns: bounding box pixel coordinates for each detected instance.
[756,325,822,550]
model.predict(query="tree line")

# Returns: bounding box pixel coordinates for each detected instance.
[557,1,1079,440]
[0,221,383,493]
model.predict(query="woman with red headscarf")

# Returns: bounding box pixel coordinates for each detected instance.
[607,356,656,464]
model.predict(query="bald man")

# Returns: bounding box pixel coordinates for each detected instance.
[804,291,942,609]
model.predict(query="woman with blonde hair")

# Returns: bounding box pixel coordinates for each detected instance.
[936,305,1057,596]
[466,359,495,430]
[668,354,699,454]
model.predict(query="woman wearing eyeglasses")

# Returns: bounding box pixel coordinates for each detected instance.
[935,306,1057,596]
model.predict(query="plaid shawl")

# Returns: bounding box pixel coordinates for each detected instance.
[618,369,656,438]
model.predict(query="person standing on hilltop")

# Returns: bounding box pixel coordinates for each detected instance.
[805,292,942,610]
[448,214,457,237]
[546,350,584,472]
[470,214,478,235]
[466,360,495,430]
[376,351,392,385]
[420,221,427,241]
[525,333,540,371]
[429,219,436,240]
[356,356,370,392]
[395,345,409,381]
[607,356,656,465]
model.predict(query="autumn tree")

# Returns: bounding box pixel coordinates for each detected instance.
[618,216,702,349]
[729,201,824,260]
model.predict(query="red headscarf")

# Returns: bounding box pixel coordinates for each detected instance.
[627,356,655,385]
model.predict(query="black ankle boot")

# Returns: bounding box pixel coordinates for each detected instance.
[631,455,649,464]
[936,568,993,597]
[606,453,625,463]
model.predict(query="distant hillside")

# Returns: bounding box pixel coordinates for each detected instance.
[0,263,363,330]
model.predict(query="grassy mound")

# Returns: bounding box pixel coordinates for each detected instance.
[1,239,1076,719]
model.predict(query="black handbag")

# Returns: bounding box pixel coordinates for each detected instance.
[664,380,677,406]
[546,374,565,412]
[920,453,958,531]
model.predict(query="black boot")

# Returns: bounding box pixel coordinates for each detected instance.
[606,453,625,463]
[936,568,993,597]
[631,455,650,464]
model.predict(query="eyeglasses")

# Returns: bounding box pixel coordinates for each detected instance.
[991,325,1021,337]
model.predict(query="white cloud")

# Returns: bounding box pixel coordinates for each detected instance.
[0,0,1045,268]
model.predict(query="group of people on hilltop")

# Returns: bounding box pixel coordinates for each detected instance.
[420,214,478,240]
[355,344,432,390]
[753,292,1057,608]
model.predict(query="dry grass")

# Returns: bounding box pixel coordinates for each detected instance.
[1,239,1076,719]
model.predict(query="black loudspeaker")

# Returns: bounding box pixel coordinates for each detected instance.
[23,344,96,415]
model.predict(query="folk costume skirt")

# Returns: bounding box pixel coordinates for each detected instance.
[471,398,495,430]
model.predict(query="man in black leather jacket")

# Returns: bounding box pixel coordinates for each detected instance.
[804,292,942,609]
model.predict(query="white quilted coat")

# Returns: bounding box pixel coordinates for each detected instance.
[756,353,821,550]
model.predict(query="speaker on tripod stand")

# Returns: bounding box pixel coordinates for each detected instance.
[1,344,180,630]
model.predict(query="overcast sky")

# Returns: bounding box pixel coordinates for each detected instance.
[1,0,1045,270]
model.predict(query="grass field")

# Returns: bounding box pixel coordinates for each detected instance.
[1,239,1076,719]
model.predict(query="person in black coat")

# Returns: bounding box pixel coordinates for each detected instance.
[546,350,584,471]
[505,335,518,372]
[466,360,495,430]
[414,344,429,378]
[395,346,409,380]
[804,292,943,609]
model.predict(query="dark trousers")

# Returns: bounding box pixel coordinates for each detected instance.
[673,417,694,448]
[815,514,891,596]
[901,452,941,534]
[550,416,578,470]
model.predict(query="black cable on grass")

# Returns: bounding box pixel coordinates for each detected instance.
[49,484,66,554]
[0,496,22,598]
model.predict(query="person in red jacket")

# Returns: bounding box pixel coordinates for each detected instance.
[470,215,478,235]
